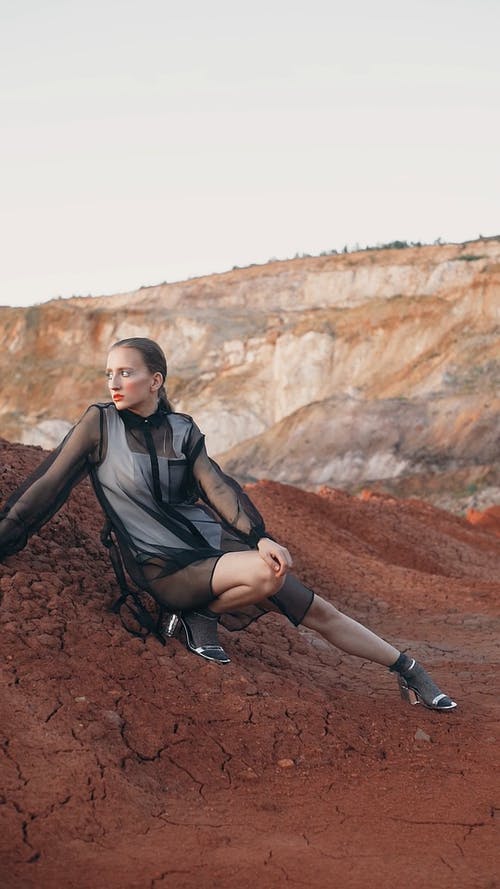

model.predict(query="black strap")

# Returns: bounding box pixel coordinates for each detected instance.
[100,518,165,644]
[143,424,163,504]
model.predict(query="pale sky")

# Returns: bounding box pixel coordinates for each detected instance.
[1,0,499,307]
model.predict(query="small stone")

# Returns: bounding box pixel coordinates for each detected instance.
[239,768,258,780]
[74,696,87,703]
[103,710,122,726]
[414,728,431,742]
[277,758,295,768]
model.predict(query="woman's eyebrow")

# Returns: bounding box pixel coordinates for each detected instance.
[105,366,135,372]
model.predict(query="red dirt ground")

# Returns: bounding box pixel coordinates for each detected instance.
[1,439,499,889]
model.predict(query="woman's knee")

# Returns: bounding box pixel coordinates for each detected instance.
[301,594,342,631]
[212,550,284,598]
[253,559,285,596]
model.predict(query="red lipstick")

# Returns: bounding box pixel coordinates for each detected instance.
[113,394,124,401]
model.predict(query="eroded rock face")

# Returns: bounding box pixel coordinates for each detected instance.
[1,238,499,508]
[19,419,72,449]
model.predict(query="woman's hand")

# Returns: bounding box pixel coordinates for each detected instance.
[257,537,293,578]
[0,515,27,558]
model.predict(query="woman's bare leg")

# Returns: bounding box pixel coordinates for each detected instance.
[301,594,399,667]
[300,596,457,709]
[208,557,398,665]
[175,551,284,664]
[208,550,285,614]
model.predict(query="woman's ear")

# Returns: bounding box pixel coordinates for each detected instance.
[151,372,163,391]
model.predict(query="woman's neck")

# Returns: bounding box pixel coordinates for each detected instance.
[126,398,159,418]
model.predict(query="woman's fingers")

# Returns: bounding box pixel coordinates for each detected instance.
[268,552,283,572]
[260,549,281,572]
[273,546,292,568]
[269,550,290,576]
[257,539,293,575]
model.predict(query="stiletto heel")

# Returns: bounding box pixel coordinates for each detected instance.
[390,653,457,711]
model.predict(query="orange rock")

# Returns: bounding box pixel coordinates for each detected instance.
[467,505,500,537]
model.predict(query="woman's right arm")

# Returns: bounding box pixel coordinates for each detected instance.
[0,405,102,558]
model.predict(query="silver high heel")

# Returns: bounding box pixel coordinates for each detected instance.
[179,609,231,664]
[158,607,230,664]
[391,654,457,711]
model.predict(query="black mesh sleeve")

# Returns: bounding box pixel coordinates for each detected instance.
[0,405,102,558]
[185,420,268,547]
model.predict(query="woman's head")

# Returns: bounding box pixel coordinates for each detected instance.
[106,337,171,415]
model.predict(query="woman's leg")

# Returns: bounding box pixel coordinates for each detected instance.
[208,550,285,614]
[300,594,457,709]
[302,594,399,666]
[176,551,285,664]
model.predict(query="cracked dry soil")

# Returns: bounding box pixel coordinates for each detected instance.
[1,439,499,889]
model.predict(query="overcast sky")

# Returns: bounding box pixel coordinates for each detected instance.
[1,0,498,307]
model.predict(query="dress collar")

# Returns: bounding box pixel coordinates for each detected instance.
[117,404,168,430]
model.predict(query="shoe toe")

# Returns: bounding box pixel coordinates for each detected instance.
[433,695,457,710]
[196,645,231,664]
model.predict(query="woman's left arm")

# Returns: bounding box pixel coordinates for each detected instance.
[186,420,292,572]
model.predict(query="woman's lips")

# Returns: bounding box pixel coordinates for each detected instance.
[112,394,124,401]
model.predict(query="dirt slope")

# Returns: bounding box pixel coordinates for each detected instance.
[1,438,499,889]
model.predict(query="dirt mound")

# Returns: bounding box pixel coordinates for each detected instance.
[467,503,500,538]
[1,439,499,889]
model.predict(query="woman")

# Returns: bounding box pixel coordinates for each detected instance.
[0,337,456,710]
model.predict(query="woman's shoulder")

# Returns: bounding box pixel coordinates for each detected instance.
[168,409,194,420]
[74,402,113,424]
[167,410,198,431]
[81,401,114,415]
[88,401,114,411]
[71,403,115,438]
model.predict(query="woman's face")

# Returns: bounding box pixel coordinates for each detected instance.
[106,346,162,415]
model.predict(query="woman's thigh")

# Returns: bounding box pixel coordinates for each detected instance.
[211,549,282,597]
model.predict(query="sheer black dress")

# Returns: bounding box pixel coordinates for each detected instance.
[0,403,314,632]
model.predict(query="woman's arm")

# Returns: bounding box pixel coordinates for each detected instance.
[186,420,293,574]
[186,420,268,546]
[0,405,102,558]
[193,445,267,546]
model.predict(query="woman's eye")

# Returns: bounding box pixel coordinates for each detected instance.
[105,370,133,379]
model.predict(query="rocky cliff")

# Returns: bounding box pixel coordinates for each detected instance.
[1,238,499,510]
